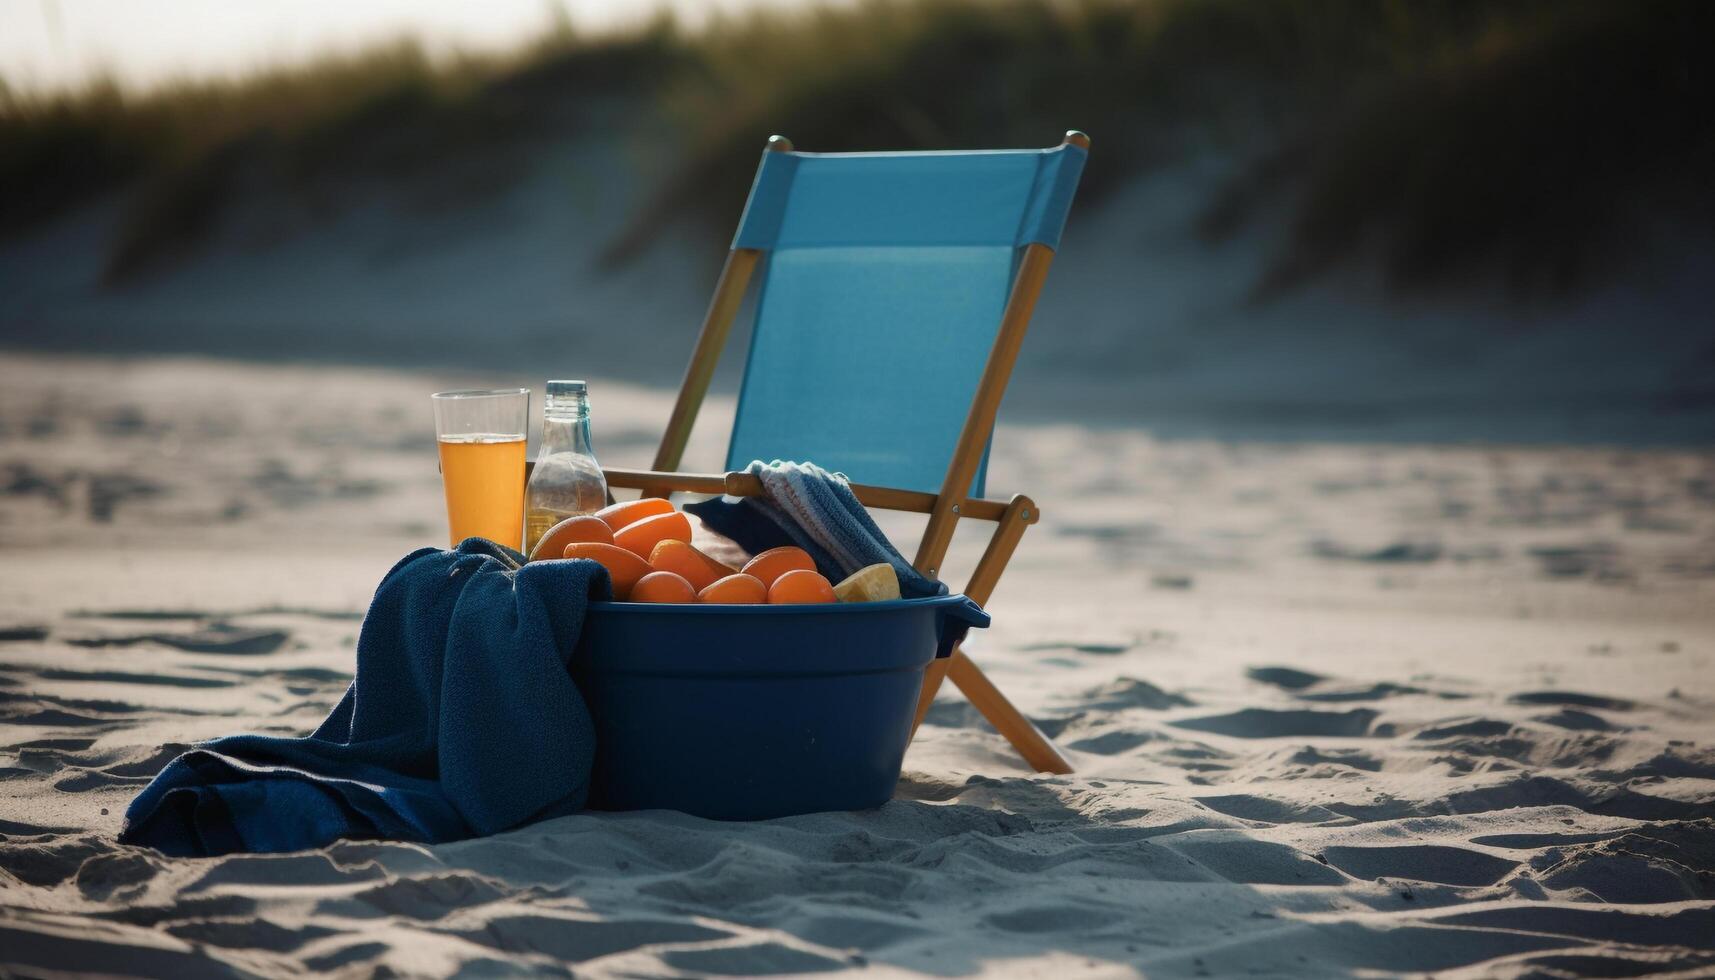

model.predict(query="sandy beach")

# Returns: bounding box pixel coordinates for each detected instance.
[2,353,1711,976]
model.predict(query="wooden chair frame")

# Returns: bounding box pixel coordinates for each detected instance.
[602,131,1088,774]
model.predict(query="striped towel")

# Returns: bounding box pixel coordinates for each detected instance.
[684,460,944,599]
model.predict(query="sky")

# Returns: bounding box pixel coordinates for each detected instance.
[0,0,825,94]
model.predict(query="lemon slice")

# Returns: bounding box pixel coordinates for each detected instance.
[833,563,901,602]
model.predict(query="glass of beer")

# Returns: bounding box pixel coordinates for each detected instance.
[431,388,529,549]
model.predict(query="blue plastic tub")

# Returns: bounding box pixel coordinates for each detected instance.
[571,594,989,820]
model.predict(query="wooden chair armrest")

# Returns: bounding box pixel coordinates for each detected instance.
[602,467,1037,524]
[602,467,730,497]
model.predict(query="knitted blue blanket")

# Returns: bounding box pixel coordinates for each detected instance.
[685,460,944,598]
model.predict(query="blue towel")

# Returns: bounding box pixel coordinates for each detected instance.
[685,460,944,599]
[119,539,608,857]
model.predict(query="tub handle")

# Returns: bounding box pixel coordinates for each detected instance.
[934,596,991,659]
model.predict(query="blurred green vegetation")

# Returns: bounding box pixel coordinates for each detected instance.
[2,45,495,280]
[2,0,1709,295]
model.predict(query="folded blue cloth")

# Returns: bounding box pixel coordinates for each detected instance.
[685,460,944,599]
[120,539,608,857]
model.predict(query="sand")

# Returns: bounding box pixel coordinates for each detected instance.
[2,353,1713,977]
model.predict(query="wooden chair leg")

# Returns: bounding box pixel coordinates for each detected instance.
[946,649,1074,774]
[913,495,1035,730]
[910,495,1073,774]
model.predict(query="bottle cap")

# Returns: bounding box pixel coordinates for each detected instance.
[546,380,587,398]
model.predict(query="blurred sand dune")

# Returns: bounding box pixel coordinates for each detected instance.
[4,135,1712,445]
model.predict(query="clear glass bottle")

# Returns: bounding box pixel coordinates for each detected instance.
[524,380,609,554]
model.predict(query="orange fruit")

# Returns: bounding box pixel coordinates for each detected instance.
[768,568,837,604]
[697,573,768,604]
[741,546,817,589]
[630,570,697,604]
[648,539,737,592]
[561,542,654,600]
[529,515,613,561]
[594,497,676,532]
[613,511,693,559]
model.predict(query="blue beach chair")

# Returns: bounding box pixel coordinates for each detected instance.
[605,132,1089,773]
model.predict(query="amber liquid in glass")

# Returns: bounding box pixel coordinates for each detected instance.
[437,434,527,549]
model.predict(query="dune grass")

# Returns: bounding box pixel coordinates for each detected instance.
[2,0,1709,296]
[0,24,682,279]
[608,0,1482,263]
[1,44,471,232]
[633,0,1714,295]
[1243,0,1715,297]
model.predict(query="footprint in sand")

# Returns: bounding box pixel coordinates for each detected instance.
[1066,729,1161,755]
[1194,794,1349,824]
[12,737,95,752]
[0,835,108,887]
[66,625,290,655]
[165,919,340,953]
[984,905,1123,933]
[0,816,84,836]
[1319,844,1519,887]
[1433,905,1715,950]
[1441,776,1713,823]
[661,942,848,976]
[29,667,237,689]
[460,915,732,965]
[0,913,238,977]
[792,914,929,952]
[1172,707,1379,738]
[337,873,512,921]
[301,943,392,973]
[0,626,50,642]
[1025,677,1196,747]
[1312,539,1443,563]
[52,770,153,793]
[1162,832,1348,886]
[1246,666,1324,690]
[1248,665,1465,703]
[1535,838,1715,903]
[184,852,386,893]
[93,893,259,930]
[1017,634,1141,656]
[1510,690,1635,712]
[1414,718,1515,739]
[75,850,166,903]
[1529,543,1628,581]
[1283,746,1384,772]
[0,697,130,728]
[1077,676,1194,711]
[1534,708,1624,731]
[98,743,194,778]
